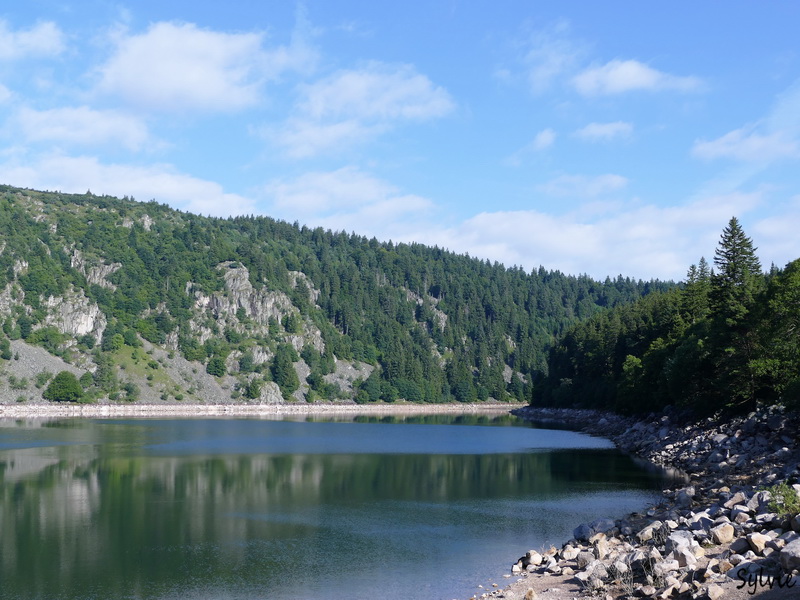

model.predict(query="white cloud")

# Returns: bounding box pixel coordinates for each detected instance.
[300,62,454,121]
[96,21,313,112]
[273,118,384,159]
[413,191,765,281]
[0,20,65,61]
[505,128,556,166]
[531,128,556,150]
[574,121,632,141]
[692,127,798,163]
[273,62,455,157]
[573,59,703,95]
[537,174,629,197]
[752,198,800,268]
[260,169,773,281]
[0,154,255,217]
[17,106,151,151]
[516,20,584,94]
[263,166,434,236]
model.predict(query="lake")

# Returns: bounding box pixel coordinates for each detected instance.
[0,413,676,600]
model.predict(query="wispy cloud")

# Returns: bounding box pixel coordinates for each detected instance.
[0,20,66,61]
[272,61,455,158]
[262,166,434,236]
[530,128,557,150]
[574,121,632,142]
[505,128,557,166]
[693,127,798,163]
[517,20,585,94]
[16,106,151,151]
[573,59,703,95]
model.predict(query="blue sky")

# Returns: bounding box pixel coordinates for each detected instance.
[1,1,799,280]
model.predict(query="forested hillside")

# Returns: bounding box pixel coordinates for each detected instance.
[0,185,668,405]
[535,217,800,415]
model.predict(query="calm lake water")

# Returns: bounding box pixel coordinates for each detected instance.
[0,414,677,600]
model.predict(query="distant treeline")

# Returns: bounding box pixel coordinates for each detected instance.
[0,185,671,404]
[534,217,799,415]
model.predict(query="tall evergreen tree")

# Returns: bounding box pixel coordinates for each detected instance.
[708,217,763,409]
[709,217,762,325]
[682,257,711,324]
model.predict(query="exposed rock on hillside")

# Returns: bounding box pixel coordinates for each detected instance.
[69,248,121,290]
[43,288,106,340]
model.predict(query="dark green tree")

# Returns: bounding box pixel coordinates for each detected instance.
[271,344,299,398]
[710,217,762,325]
[206,356,227,377]
[682,257,711,324]
[43,371,83,402]
[244,378,262,400]
[708,217,763,409]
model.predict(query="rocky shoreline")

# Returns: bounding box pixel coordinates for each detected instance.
[475,405,800,600]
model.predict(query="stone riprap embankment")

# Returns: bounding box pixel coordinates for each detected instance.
[477,405,800,600]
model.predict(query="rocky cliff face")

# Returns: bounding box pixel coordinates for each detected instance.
[42,288,106,340]
[192,262,325,354]
[69,249,121,290]
[0,283,105,342]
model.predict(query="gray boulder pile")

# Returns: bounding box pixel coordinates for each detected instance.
[497,404,800,599]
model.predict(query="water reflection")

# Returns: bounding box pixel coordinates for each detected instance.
[0,417,678,600]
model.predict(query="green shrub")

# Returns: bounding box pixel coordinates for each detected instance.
[35,370,53,388]
[767,482,800,517]
[206,356,226,377]
[43,371,83,402]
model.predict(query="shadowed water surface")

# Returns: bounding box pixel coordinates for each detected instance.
[0,414,678,600]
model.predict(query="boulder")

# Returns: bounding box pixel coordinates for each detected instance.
[717,559,734,574]
[612,560,629,575]
[590,518,617,535]
[560,545,579,561]
[593,537,609,560]
[707,584,725,600]
[731,506,752,524]
[780,538,800,572]
[573,523,593,542]
[747,490,772,512]
[710,523,735,545]
[747,532,771,555]
[676,487,695,508]
[723,491,748,510]
[641,584,657,597]
[664,530,696,553]
[576,551,595,570]
[653,559,680,577]
[730,538,751,554]
[673,546,698,568]
[637,521,664,543]
[524,550,543,566]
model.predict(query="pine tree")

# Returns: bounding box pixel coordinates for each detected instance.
[708,217,764,409]
[710,217,762,325]
[271,344,300,399]
[682,257,711,324]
